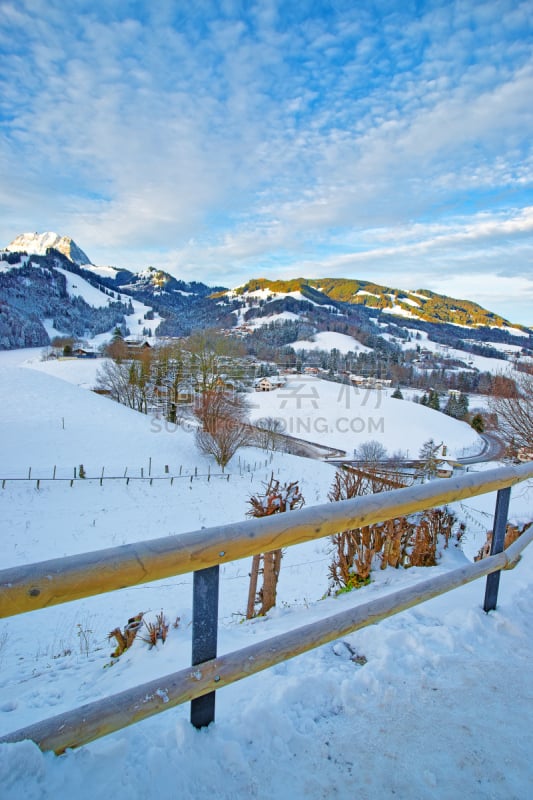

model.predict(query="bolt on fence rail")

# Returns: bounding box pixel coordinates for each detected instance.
[0,462,531,753]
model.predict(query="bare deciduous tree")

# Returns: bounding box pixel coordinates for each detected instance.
[253,416,284,451]
[194,389,251,469]
[489,370,533,453]
[354,440,388,465]
[96,359,149,412]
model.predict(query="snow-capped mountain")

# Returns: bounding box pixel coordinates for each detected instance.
[0,234,229,348]
[2,231,532,352]
[6,231,92,266]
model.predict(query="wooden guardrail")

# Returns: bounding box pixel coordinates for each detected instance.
[0,462,532,754]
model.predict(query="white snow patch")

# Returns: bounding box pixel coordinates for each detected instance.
[388,304,418,319]
[246,311,302,329]
[54,268,114,309]
[292,331,372,354]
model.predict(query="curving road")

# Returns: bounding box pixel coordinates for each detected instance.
[456,432,506,465]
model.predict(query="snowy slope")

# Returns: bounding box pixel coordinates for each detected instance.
[292,330,372,354]
[250,376,482,459]
[384,326,520,376]
[54,268,117,309]
[0,357,531,799]
[245,311,302,328]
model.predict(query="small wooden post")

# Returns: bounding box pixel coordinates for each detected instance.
[247,554,261,619]
[190,565,219,728]
[483,487,511,612]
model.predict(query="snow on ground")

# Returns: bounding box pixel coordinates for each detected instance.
[84,263,122,280]
[54,268,116,309]
[0,355,531,799]
[92,293,162,350]
[487,341,523,355]
[388,304,419,319]
[398,296,420,307]
[250,376,481,460]
[292,331,372,355]
[391,328,518,375]
[21,356,104,390]
[498,325,530,337]
[246,311,302,329]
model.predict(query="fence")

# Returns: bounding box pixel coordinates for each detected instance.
[0,455,276,488]
[0,461,532,754]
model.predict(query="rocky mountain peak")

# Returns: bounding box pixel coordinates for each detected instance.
[6,232,92,266]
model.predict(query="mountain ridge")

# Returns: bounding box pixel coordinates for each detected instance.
[224,277,522,331]
[1,232,531,350]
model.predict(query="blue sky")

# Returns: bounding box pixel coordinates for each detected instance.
[1,0,532,324]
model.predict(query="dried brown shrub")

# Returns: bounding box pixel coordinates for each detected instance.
[327,467,464,593]
[108,612,144,658]
[474,522,531,562]
[140,611,169,649]
[246,474,304,618]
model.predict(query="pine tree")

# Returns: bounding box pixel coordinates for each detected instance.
[419,438,441,478]
[457,392,469,419]
[428,390,440,410]
[471,413,484,433]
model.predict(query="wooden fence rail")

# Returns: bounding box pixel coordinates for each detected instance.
[0,462,531,754]
[1,462,531,619]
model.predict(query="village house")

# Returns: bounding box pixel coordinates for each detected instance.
[254,375,286,391]
[436,461,454,478]
[73,347,97,359]
[447,389,462,400]
[124,339,152,354]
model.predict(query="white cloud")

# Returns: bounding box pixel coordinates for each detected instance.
[0,0,532,324]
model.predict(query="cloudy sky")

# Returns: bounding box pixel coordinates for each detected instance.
[1,0,532,323]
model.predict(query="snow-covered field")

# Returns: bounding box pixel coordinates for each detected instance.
[291,330,372,354]
[0,352,531,799]
[250,376,482,460]
[246,311,302,328]
[385,327,519,376]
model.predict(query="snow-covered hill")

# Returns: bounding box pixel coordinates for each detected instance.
[0,251,139,349]
[291,330,373,355]
[250,376,482,460]
[0,354,531,799]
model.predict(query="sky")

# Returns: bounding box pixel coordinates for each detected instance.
[0,0,532,324]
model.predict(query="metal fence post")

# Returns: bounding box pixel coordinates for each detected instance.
[483,487,511,612]
[190,565,220,728]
